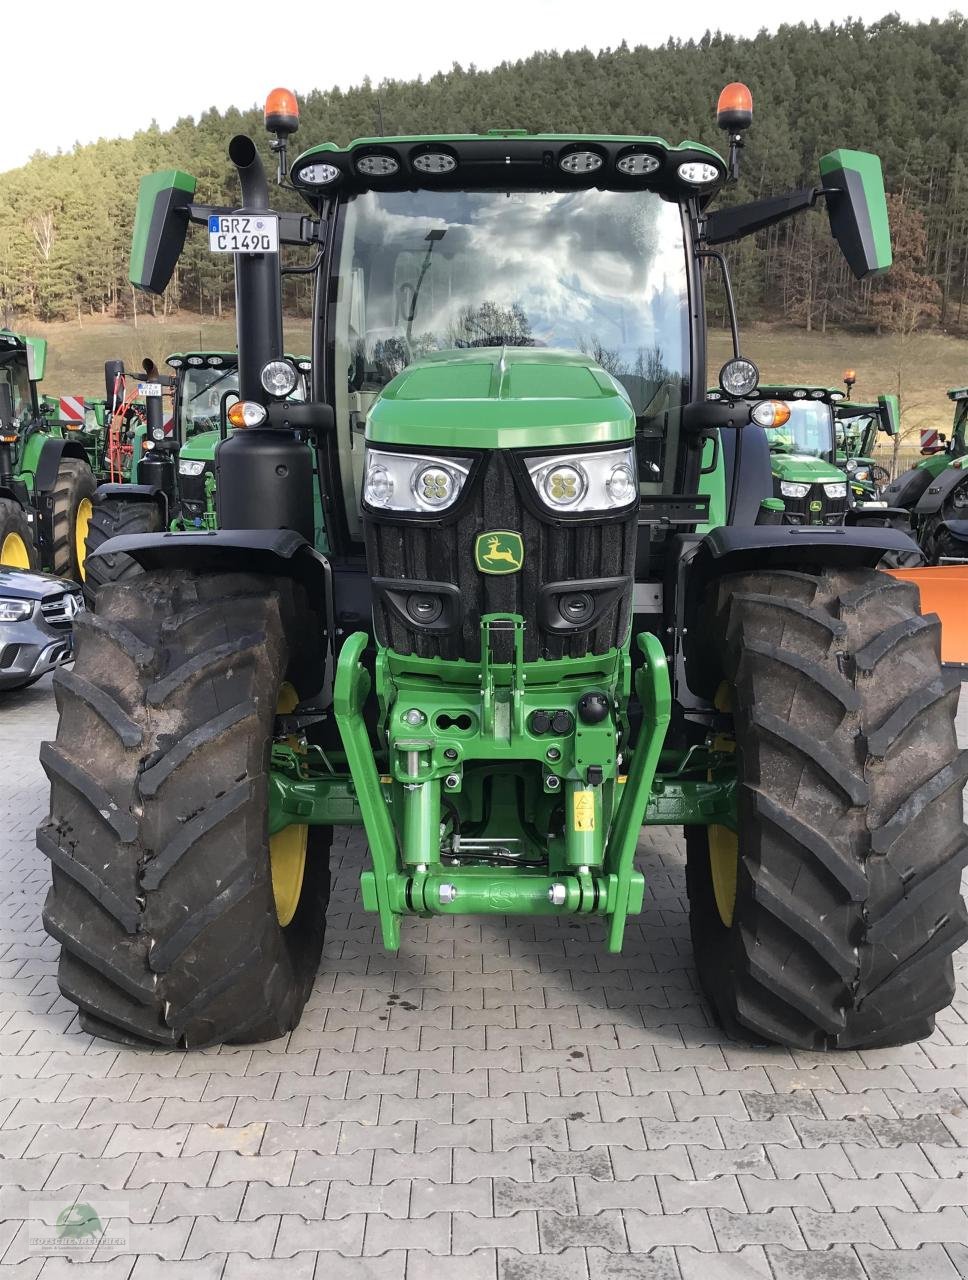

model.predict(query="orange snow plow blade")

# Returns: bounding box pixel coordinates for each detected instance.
[886,565,968,667]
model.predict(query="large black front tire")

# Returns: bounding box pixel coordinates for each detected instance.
[687,567,968,1050]
[82,498,163,606]
[39,570,330,1048]
[51,458,97,580]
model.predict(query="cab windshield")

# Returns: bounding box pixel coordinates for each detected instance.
[179,364,306,437]
[836,410,877,458]
[0,351,33,426]
[766,401,835,463]
[332,186,691,531]
[952,400,968,456]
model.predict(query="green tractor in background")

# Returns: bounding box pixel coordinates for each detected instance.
[883,386,968,562]
[170,349,311,529]
[834,374,899,504]
[83,349,310,600]
[39,84,967,1053]
[0,330,97,578]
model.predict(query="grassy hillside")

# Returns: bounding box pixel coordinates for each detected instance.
[33,314,966,462]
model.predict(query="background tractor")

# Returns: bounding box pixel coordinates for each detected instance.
[0,330,97,579]
[834,384,899,503]
[883,386,968,562]
[38,85,967,1053]
[83,349,311,600]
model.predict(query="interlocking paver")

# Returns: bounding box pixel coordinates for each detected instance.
[0,674,965,1277]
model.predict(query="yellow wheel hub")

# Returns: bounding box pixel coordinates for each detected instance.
[269,682,307,927]
[75,498,93,580]
[1,531,31,569]
[709,680,738,928]
[708,823,738,927]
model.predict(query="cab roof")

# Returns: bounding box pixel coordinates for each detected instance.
[290,132,726,202]
[165,351,310,369]
[750,384,847,405]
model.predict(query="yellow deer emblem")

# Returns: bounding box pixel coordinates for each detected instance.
[474,530,524,575]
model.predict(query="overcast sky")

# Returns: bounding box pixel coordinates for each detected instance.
[2,0,960,173]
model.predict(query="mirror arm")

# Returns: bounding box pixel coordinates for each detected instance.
[702,186,824,245]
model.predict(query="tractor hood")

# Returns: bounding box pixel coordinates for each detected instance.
[365,349,636,451]
[179,430,219,462]
[771,453,844,484]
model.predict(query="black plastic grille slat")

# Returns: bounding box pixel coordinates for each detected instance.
[366,452,636,661]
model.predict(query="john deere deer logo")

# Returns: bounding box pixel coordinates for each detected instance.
[475,531,524,575]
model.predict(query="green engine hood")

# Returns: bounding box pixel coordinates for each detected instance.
[179,429,219,461]
[366,349,636,450]
[771,453,844,484]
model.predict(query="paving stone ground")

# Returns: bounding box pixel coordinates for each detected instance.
[0,674,966,1278]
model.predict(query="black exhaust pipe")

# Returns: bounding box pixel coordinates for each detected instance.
[227,135,284,402]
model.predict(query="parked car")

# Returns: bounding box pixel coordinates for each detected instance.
[0,568,83,692]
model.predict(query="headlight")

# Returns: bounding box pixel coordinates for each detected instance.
[299,162,341,185]
[852,468,870,482]
[178,459,206,477]
[0,598,32,622]
[719,358,759,399]
[526,447,637,514]
[261,360,298,398]
[678,161,720,185]
[363,449,469,513]
[780,482,810,499]
[824,482,847,499]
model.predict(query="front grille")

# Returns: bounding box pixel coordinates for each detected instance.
[366,450,636,662]
[178,467,210,521]
[775,481,847,524]
[41,590,83,630]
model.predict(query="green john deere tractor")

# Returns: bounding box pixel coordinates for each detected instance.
[0,330,97,578]
[38,84,967,1051]
[883,386,968,562]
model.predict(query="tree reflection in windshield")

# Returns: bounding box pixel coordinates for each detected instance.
[336,187,690,416]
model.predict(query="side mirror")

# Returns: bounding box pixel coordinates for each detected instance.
[877,394,900,437]
[819,149,892,279]
[25,336,47,383]
[129,170,197,295]
[104,359,126,407]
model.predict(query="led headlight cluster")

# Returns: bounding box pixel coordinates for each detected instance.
[178,459,206,477]
[0,598,32,622]
[363,449,470,513]
[525,447,636,514]
[824,482,847,498]
[780,481,810,499]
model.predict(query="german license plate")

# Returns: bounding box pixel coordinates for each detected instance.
[208,214,278,254]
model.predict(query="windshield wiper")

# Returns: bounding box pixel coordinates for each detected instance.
[189,368,237,405]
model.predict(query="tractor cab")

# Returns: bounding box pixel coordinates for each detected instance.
[944,387,968,460]
[835,393,898,500]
